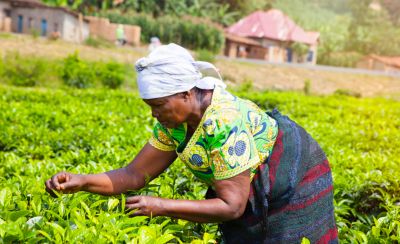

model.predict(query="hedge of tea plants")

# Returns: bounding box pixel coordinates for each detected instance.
[0,85,399,243]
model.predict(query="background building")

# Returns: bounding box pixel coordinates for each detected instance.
[0,0,89,43]
[357,55,400,73]
[225,9,320,65]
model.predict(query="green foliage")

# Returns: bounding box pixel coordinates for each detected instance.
[347,0,400,55]
[318,52,363,68]
[235,78,254,93]
[0,32,13,39]
[334,89,362,98]
[292,43,309,57]
[115,0,242,26]
[196,49,216,63]
[217,0,273,16]
[1,84,400,242]
[0,52,45,87]
[101,11,225,53]
[97,62,126,89]
[291,42,309,62]
[61,52,95,89]
[272,0,400,65]
[0,52,133,89]
[30,29,40,39]
[303,79,311,95]
[0,85,217,242]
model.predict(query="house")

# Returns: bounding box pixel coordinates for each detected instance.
[225,9,320,64]
[0,0,89,43]
[357,55,400,73]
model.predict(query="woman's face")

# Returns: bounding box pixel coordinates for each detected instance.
[143,93,192,128]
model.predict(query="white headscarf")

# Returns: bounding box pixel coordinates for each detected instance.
[135,43,226,99]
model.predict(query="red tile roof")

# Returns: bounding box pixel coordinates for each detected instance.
[226,9,319,45]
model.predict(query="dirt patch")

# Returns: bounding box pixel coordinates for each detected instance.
[217,60,400,98]
[0,34,141,63]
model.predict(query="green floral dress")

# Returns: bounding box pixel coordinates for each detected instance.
[149,86,278,185]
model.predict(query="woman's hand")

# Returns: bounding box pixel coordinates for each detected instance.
[124,170,251,223]
[43,144,177,197]
[45,172,86,197]
[125,196,166,217]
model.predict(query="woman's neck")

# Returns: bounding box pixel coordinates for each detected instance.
[186,90,213,131]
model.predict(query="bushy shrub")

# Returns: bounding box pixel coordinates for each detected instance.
[97,62,126,89]
[318,51,363,67]
[61,52,95,88]
[196,49,215,63]
[0,52,45,87]
[235,78,254,92]
[304,79,311,95]
[334,89,361,98]
[102,11,224,53]
[31,29,39,39]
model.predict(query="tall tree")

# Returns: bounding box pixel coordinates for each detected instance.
[347,0,400,55]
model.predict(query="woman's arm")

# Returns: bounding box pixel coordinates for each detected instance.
[125,170,250,222]
[45,143,177,196]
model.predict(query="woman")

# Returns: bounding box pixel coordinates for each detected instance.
[45,44,338,243]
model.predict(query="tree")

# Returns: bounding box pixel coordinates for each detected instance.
[291,42,309,62]
[347,0,400,55]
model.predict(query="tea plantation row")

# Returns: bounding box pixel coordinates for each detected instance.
[0,85,399,243]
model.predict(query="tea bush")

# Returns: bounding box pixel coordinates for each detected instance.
[0,84,399,242]
[61,52,95,88]
[0,52,45,87]
[97,62,126,89]
[196,49,215,63]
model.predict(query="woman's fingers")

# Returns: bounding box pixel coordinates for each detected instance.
[126,195,141,204]
[46,172,81,196]
[51,172,67,190]
[125,196,143,216]
[58,179,75,191]
[45,179,58,197]
[125,202,141,210]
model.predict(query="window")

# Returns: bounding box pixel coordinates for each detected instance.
[54,22,59,32]
[4,9,11,17]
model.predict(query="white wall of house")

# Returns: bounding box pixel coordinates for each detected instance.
[63,13,89,43]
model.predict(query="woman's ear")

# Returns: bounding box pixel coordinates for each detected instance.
[181,91,191,101]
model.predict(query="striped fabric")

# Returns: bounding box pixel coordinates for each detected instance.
[206,110,338,243]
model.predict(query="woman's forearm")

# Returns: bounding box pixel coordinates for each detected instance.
[82,168,145,195]
[160,198,244,223]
